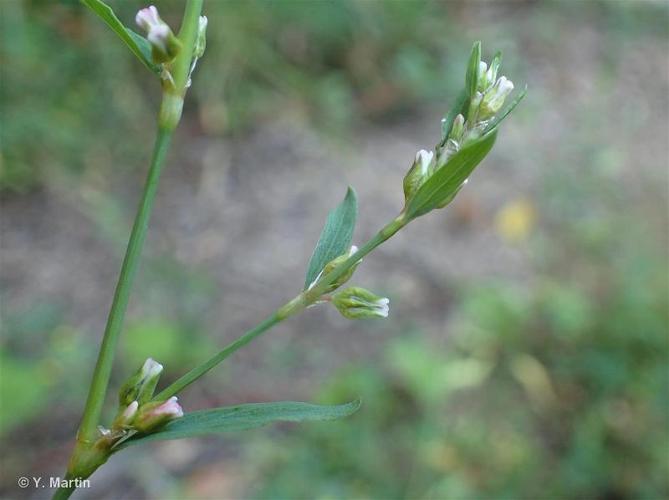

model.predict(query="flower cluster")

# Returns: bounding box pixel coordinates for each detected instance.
[403,42,516,206]
[307,246,390,320]
[102,358,183,441]
[441,53,514,164]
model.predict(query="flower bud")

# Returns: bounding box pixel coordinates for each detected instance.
[403,149,434,202]
[135,6,182,64]
[133,396,184,433]
[118,358,163,406]
[467,91,483,126]
[480,76,514,119]
[332,287,390,320]
[476,61,489,91]
[486,52,502,88]
[309,246,361,293]
[112,400,139,429]
[449,114,465,143]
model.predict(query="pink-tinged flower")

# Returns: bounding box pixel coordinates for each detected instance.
[135,6,167,47]
[155,396,184,418]
[134,397,184,433]
[135,6,181,63]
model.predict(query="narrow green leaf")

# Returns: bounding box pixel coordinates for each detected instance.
[405,130,497,219]
[465,41,482,98]
[439,89,469,147]
[304,187,358,289]
[115,400,361,449]
[81,0,160,74]
[483,85,527,135]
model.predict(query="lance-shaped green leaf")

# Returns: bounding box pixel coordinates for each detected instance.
[81,0,160,74]
[304,187,358,289]
[465,41,482,98]
[115,400,361,449]
[404,130,498,219]
[483,85,527,135]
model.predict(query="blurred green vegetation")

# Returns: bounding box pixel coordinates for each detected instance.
[1,0,668,498]
[242,163,669,499]
[246,273,667,498]
[5,0,665,191]
[2,0,465,190]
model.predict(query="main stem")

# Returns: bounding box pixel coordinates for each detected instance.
[154,214,408,401]
[77,128,172,443]
[57,3,204,499]
[73,0,203,449]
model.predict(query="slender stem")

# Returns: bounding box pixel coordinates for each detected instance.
[155,215,408,400]
[52,484,75,500]
[173,0,204,92]
[74,0,204,448]
[153,312,283,401]
[57,3,205,499]
[77,128,172,443]
[306,214,406,301]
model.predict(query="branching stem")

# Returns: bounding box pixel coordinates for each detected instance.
[153,214,408,400]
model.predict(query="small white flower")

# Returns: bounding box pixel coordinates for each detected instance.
[415,149,434,175]
[122,400,139,420]
[136,5,175,57]
[112,400,139,429]
[141,358,163,379]
[480,76,514,118]
[372,297,390,318]
[135,5,161,31]
[496,76,514,95]
[449,113,465,142]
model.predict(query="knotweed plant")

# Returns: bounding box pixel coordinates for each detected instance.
[55,1,525,498]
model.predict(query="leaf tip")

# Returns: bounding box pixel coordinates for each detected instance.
[344,186,357,204]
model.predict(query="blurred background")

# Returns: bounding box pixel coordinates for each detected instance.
[1,0,668,498]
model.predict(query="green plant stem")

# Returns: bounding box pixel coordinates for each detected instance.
[77,127,172,443]
[154,214,408,400]
[153,312,284,401]
[57,126,172,496]
[52,476,75,500]
[173,0,204,91]
[56,3,205,499]
[72,0,203,451]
